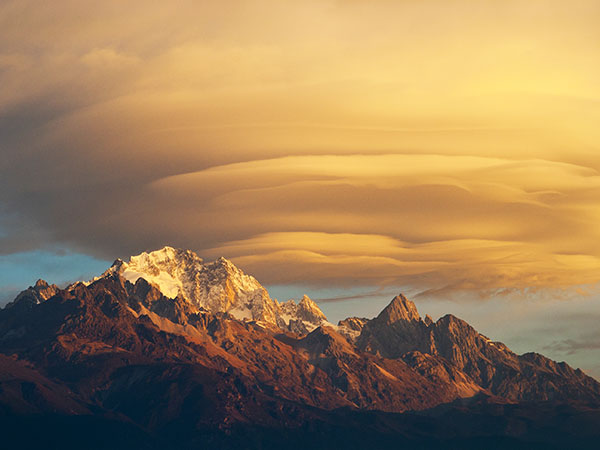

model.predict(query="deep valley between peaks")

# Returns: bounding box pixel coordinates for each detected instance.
[1,246,599,450]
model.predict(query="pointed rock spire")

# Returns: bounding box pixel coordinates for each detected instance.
[376,294,421,324]
[34,279,49,289]
[297,295,328,323]
[7,278,60,310]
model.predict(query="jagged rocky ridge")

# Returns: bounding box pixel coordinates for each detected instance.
[1,247,600,449]
[358,294,599,401]
[5,279,60,311]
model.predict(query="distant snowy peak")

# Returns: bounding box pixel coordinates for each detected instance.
[101,246,328,333]
[280,295,329,334]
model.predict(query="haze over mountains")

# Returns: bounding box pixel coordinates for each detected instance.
[1,247,599,449]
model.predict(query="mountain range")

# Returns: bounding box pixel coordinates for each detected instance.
[1,246,599,449]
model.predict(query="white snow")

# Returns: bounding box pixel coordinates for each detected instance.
[229,307,252,321]
[90,246,329,333]
[121,267,181,298]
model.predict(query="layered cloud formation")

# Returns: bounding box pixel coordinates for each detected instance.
[160,155,600,294]
[1,0,600,298]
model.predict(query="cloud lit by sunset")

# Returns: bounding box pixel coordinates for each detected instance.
[1,0,600,367]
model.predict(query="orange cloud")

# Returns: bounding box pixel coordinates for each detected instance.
[0,1,599,297]
[139,154,600,292]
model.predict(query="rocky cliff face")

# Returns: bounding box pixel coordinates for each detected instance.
[357,294,435,356]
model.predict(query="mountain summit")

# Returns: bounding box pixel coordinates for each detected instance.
[98,246,328,332]
[376,294,422,323]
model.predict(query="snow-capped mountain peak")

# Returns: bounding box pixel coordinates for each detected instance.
[96,247,327,333]
[104,246,203,298]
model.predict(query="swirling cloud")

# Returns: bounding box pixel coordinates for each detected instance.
[0,0,599,297]
[146,155,600,293]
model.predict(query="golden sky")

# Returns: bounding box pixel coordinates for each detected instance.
[1,0,599,300]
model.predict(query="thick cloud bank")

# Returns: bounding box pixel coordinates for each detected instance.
[1,0,599,297]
